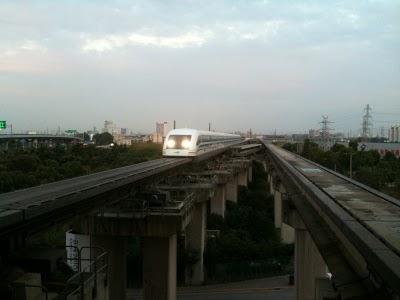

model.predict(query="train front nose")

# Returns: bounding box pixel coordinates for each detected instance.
[163,134,193,157]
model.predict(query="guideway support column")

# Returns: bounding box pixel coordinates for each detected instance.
[210,184,226,217]
[91,235,128,300]
[237,169,248,187]
[143,234,177,300]
[248,164,253,183]
[274,183,295,243]
[225,175,238,202]
[294,214,327,300]
[185,202,207,285]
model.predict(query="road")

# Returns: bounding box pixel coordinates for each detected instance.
[127,276,295,300]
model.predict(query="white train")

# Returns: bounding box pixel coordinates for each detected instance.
[162,128,242,157]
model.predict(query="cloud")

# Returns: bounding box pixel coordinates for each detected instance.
[0,40,48,73]
[81,31,213,53]
[222,20,286,41]
[0,40,46,58]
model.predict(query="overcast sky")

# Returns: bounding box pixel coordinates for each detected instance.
[0,0,399,134]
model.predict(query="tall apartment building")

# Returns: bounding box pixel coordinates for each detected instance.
[389,125,400,142]
[156,122,168,137]
[103,120,116,134]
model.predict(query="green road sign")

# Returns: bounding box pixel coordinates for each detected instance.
[65,129,77,134]
[0,121,6,129]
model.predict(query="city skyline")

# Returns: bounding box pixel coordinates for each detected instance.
[1,0,399,133]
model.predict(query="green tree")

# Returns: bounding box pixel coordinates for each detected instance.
[93,132,113,145]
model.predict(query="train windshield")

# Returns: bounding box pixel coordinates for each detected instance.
[166,135,192,149]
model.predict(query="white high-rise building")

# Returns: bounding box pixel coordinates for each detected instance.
[103,120,116,134]
[389,125,400,142]
[156,122,168,137]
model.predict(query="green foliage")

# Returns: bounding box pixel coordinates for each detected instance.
[204,162,293,281]
[93,132,113,145]
[0,143,162,193]
[349,139,359,151]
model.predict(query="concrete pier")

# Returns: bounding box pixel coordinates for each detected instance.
[274,184,295,244]
[295,229,327,300]
[210,185,226,217]
[225,175,238,202]
[237,170,248,187]
[185,202,207,285]
[91,235,127,300]
[248,165,253,182]
[143,234,177,300]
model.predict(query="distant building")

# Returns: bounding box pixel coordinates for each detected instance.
[358,142,400,158]
[309,129,320,139]
[120,128,127,135]
[291,134,308,142]
[152,133,164,144]
[389,125,400,142]
[156,122,168,138]
[132,134,151,143]
[103,120,116,134]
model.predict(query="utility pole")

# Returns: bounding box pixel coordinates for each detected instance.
[320,115,334,151]
[361,104,372,141]
[349,152,353,179]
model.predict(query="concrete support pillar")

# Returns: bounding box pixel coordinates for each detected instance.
[269,176,274,195]
[274,184,295,243]
[185,202,207,285]
[91,235,127,300]
[295,229,327,300]
[248,165,253,183]
[315,277,338,299]
[210,185,225,217]
[143,234,177,300]
[262,161,267,172]
[225,175,238,202]
[274,187,283,229]
[237,170,248,187]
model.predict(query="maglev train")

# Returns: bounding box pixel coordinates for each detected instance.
[162,128,242,157]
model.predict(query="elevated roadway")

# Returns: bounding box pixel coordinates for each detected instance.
[0,134,83,142]
[264,142,400,298]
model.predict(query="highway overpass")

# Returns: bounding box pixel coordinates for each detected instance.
[0,134,83,150]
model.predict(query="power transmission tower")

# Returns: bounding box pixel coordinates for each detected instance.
[361,104,372,140]
[320,115,334,151]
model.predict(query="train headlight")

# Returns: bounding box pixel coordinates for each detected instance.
[181,139,191,149]
[167,139,176,148]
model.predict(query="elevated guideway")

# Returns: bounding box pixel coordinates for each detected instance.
[263,141,400,298]
[0,141,243,237]
[0,158,190,236]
